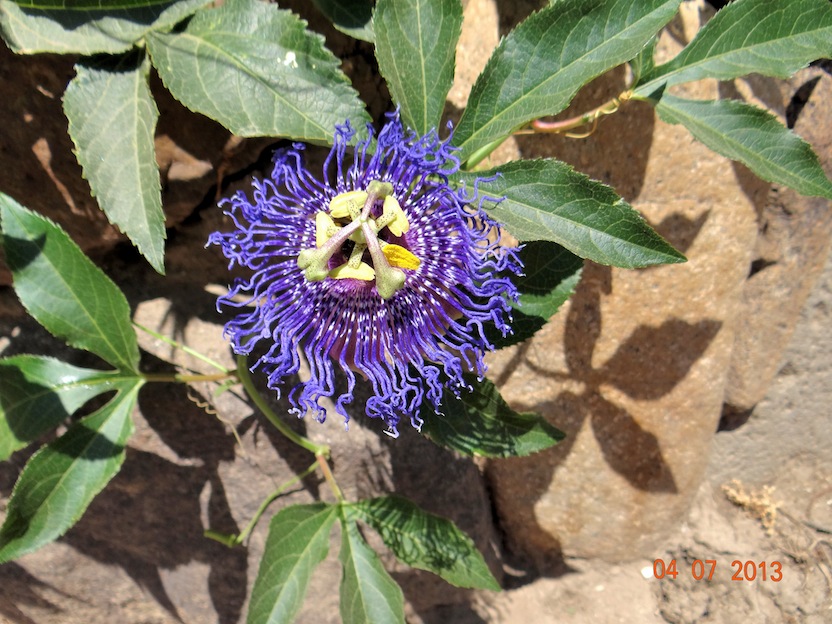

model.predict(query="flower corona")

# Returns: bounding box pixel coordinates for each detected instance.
[209,113,521,435]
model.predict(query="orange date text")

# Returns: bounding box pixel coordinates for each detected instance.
[652,559,782,582]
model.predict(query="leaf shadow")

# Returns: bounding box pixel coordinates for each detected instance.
[61,447,247,624]
[1,234,46,275]
[489,224,720,572]
[15,4,179,30]
[0,562,68,624]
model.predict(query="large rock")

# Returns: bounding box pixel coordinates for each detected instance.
[484,1,762,564]
[723,67,832,415]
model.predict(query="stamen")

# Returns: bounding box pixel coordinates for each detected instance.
[329,190,367,219]
[346,242,368,269]
[315,212,338,247]
[300,182,415,296]
[377,196,410,236]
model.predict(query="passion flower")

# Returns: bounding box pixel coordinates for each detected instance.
[209,113,521,435]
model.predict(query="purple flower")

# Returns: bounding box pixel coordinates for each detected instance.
[209,113,521,435]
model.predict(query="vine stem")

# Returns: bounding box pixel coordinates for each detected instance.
[133,320,231,373]
[235,354,330,457]
[142,371,237,383]
[514,90,633,138]
[205,462,319,546]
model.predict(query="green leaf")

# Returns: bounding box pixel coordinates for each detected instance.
[64,53,166,274]
[452,0,682,164]
[0,0,207,55]
[10,0,172,8]
[0,381,140,563]
[629,35,657,85]
[655,95,832,200]
[635,0,832,96]
[338,515,404,624]
[312,0,373,42]
[0,356,128,461]
[420,375,564,458]
[453,160,685,268]
[346,496,500,591]
[374,0,462,135]
[248,503,338,624]
[146,0,370,143]
[0,193,140,373]
[488,241,583,349]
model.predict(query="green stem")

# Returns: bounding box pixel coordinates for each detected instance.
[236,354,329,457]
[142,371,237,384]
[133,320,231,373]
[205,462,319,546]
[463,136,511,170]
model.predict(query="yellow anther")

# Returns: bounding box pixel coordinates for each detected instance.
[389,213,410,237]
[382,244,420,271]
[329,190,368,219]
[315,212,338,247]
[330,261,375,281]
[380,196,410,236]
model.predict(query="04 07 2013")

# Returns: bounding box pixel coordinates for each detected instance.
[652,559,783,582]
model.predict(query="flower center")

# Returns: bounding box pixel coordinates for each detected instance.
[296,181,421,299]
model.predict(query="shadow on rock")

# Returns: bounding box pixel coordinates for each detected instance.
[59,352,247,624]
[0,562,68,624]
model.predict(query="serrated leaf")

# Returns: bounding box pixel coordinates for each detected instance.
[374,0,462,135]
[248,503,338,624]
[312,0,373,42]
[11,0,171,8]
[0,0,207,55]
[346,496,500,591]
[146,0,370,143]
[0,193,140,373]
[453,160,685,268]
[421,374,564,458]
[0,381,140,563]
[635,0,832,96]
[64,53,166,273]
[0,356,128,461]
[452,0,682,164]
[487,241,583,349]
[655,95,832,200]
[338,515,404,624]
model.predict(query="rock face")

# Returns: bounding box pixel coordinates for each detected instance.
[723,68,832,415]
